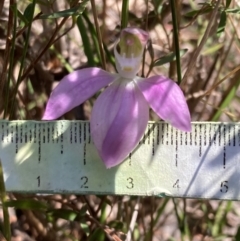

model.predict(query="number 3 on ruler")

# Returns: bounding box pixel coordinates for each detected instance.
[126,177,134,189]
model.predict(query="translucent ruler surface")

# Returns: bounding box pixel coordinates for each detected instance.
[0,120,240,200]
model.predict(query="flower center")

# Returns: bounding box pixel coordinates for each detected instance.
[114,27,149,79]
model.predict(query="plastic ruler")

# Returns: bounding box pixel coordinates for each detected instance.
[0,120,240,200]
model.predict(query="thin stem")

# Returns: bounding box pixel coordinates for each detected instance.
[181,0,221,87]
[19,0,80,84]
[9,0,36,119]
[141,0,149,77]
[90,0,106,70]
[0,0,14,110]
[0,160,11,241]
[172,198,181,228]
[170,0,182,84]
[121,0,129,29]
[4,2,17,118]
[126,197,140,241]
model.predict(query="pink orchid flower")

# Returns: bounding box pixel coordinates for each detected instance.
[43,27,191,168]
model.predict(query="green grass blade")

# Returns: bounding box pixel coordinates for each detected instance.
[77,16,96,66]
[211,73,240,121]
[0,160,11,241]
[39,1,88,19]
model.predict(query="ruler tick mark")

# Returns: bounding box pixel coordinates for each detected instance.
[233,125,236,146]
[79,122,82,143]
[15,123,18,154]
[47,124,50,143]
[194,126,197,146]
[61,123,64,154]
[223,125,226,169]
[175,130,178,167]
[75,123,77,143]
[83,143,86,165]
[199,124,202,157]
[84,123,86,142]
[204,124,206,146]
[151,124,155,156]
[128,152,132,166]
[38,124,41,163]
[147,124,151,145]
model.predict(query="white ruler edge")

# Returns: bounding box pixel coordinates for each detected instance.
[0,120,239,200]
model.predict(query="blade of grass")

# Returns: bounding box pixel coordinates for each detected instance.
[3,2,17,119]
[39,2,88,19]
[144,198,169,241]
[170,0,182,84]
[0,0,14,113]
[90,0,106,70]
[9,1,36,119]
[211,70,240,121]
[126,197,140,241]
[77,15,96,67]
[0,160,11,241]
[19,0,81,84]
[204,64,240,97]
[181,0,221,88]
[212,201,232,237]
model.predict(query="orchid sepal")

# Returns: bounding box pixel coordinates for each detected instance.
[135,75,191,132]
[42,68,117,120]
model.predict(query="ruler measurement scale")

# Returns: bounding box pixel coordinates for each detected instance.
[1,120,240,200]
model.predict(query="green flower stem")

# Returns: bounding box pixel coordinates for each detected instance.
[90,0,106,70]
[121,0,129,29]
[0,160,11,241]
[170,0,182,85]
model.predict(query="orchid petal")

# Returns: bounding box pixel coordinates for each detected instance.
[91,78,149,168]
[42,68,117,120]
[135,76,191,132]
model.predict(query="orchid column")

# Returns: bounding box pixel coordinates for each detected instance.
[43,27,191,168]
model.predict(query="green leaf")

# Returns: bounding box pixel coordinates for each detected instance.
[5,200,48,210]
[184,7,211,17]
[47,205,87,221]
[211,76,240,121]
[88,228,105,241]
[235,226,240,240]
[24,3,35,23]
[153,49,187,67]
[217,11,227,35]
[225,8,240,14]
[39,0,88,19]
[202,43,223,55]
[80,222,90,236]
[108,220,124,230]
[47,209,78,221]
[77,15,95,66]
[226,0,232,8]
[16,9,28,24]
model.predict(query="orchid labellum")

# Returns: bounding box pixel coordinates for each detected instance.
[43,27,191,168]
